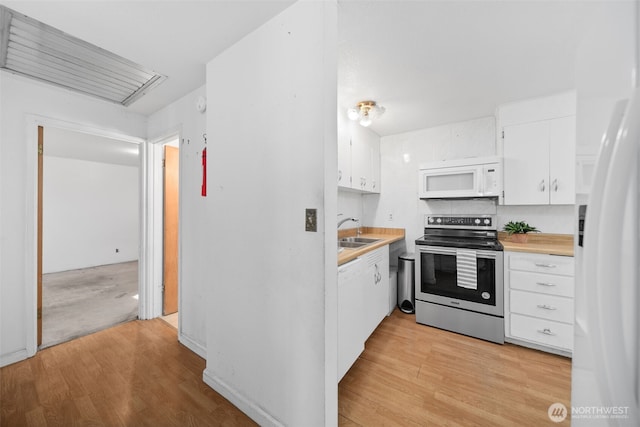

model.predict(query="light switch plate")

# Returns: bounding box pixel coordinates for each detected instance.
[305,208,317,232]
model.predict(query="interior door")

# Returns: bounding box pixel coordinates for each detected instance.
[37,126,43,346]
[163,145,179,315]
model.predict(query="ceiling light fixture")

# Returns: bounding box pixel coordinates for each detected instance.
[347,100,385,127]
[0,5,166,106]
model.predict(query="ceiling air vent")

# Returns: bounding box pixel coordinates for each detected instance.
[0,5,166,106]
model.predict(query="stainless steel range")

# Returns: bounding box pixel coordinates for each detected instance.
[414,214,504,344]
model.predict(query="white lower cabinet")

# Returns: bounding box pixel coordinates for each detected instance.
[338,258,365,381]
[504,251,575,355]
[337,245,390,381]
[362,246,390,339]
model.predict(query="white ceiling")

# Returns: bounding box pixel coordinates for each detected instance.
[338,0,596,136]
[1,0,295,115]
[3,1,599,137]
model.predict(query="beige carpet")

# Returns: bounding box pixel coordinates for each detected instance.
[41,261,139,348]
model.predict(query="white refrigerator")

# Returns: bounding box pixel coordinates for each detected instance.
[572,1,640,425]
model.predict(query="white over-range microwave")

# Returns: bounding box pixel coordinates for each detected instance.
[418,157,503,201]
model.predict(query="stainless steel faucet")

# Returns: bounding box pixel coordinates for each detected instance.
[337,215,359,229]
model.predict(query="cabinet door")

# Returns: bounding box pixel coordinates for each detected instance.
[362,246,389,339]
[337,113,352,189]
[503,121,550,205]
[369,136,381,193]
[350,126,370,191]
[338,259,364,380]
[549,116,576,204]
[350,124,381,193]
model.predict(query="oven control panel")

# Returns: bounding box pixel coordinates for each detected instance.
[425,215,496,230]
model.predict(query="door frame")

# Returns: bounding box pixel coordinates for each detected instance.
[24,115,152,356]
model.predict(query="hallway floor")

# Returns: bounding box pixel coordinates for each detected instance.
[42,261,139,348]
[1,319,255,427]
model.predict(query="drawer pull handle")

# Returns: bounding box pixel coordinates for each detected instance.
[535,263,557,268]
[536,282,556,287]
[537,328,556,336]
[537,304,557,310]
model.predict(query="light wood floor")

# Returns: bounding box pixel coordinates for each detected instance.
[339,309,571,426]
[1,310,571,426]
[161,312,179,329]
[1,319,256,427]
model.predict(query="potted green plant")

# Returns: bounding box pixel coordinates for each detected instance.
[502,221,539,243]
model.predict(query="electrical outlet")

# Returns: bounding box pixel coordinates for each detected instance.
[388,213,393,221]
[115,248,119,253]
[305,208,317,232]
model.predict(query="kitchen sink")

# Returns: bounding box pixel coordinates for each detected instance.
[338,237,382,250]
[339,237,381,244]
[338,241,368,248]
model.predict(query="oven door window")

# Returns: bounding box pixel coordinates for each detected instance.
[420,252,496,305]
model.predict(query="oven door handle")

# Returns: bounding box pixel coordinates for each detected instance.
[416,245,499,258]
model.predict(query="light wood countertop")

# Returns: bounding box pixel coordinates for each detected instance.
[338,227,405,265]
[499,232,574,257]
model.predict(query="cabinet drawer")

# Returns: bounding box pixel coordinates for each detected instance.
[509,270,574,298]
[510,290,574,323]
[509,253,574,276]
[510,313,573,351]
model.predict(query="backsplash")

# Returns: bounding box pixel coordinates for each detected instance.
[497,205,574,234]
[338,190,364,229]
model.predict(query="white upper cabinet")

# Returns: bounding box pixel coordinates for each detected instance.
[337,118,381,194]
[369,136,381,193]
[548,117,576,204]
[337,112,352,188]
[503,121,550,205]
[500,92,576,205]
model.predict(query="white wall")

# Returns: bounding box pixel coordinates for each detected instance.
[337,189,364,228]
[147,85,208,357]
[363,115,575,257]
[43,156,139,273]
[203,1,337,426]
[0,72,146,367]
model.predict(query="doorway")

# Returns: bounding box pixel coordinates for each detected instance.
[161,139,180,328]
[25,116,175,358]
[37,125,141,348]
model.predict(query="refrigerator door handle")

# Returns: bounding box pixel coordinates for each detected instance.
[591,89,640,420]
[582,98,628,412]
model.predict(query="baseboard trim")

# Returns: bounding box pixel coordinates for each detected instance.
[505,337,572,358]
[178,333,206,359]
[0,348,28,368]
[202,368,283,427]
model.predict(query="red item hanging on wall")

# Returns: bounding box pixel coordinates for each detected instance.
[201,147,207,197]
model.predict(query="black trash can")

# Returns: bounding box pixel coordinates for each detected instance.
[397,253,415,314]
